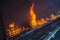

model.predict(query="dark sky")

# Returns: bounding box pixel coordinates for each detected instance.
[1,0,60,27]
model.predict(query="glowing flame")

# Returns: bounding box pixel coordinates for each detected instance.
[40,18,45,24]
[7,22,21,38]
[45,18,49,21]
[29,3,49,28]
[50,14,57,20]
[7,22,31,38]
[8,22,14,29]
[30,3,37,28]
[6,2,58,38]
[37,18,48,26]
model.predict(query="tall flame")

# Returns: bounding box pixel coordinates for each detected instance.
[29,3,49,28]
[6,2,58,38]
[30,3,37,28]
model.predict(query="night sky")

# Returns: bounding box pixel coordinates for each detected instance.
[1,0,60,27]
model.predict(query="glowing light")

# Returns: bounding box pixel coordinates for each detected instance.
[8,22,14,29]
[50,14,57,20]
[29,3,37,28]
[45,18,49,21]
[40,18,45,24]
[6,22,31,38]
[6,22,22,38]
[29,3,49,28]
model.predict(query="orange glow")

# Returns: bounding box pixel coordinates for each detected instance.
[45,18,49,21]
[50,14,57,20]
[7,28,21,38]
[37,20,42,26]
[7,22,22,38]
[6,2,58,38]
[7,22,31,38]
[8,22,14,29]
[29,3,57,29]
[29,3,37,28]
[29,3,49,28]
[39,18,47,25]
[40,18,45,24]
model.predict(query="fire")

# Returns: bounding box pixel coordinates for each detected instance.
[50,14,57,20]
[6,22,21,38]
[29,3,49,28]
[40,18,45,24]
[7,22,31,38]
[45,18,49,21]
[29,3,37,28]
[40,18,47,24]
[6,2,59,38]
[37,18,48,26]
[29,3,48,28]
[8,22,14,29]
